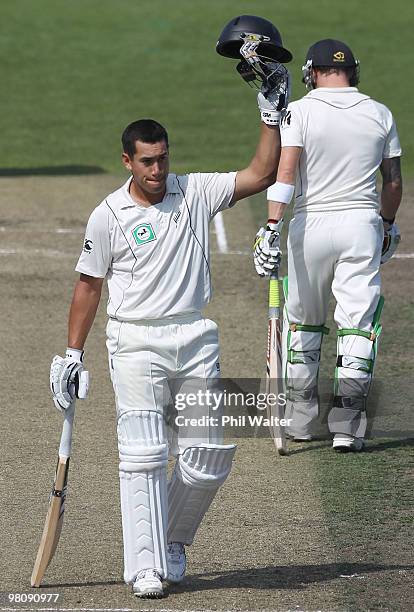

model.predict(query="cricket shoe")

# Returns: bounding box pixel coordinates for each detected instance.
[166,542,186,583]
[132,569,163,598]
[333,434,364,453]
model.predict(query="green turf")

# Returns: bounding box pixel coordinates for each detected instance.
[311,438,413,610]
[0,0,412,175]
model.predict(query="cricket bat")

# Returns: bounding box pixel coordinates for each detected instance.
[31,403,75,587]
[266,271,288,455]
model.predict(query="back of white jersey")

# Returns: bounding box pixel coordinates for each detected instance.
[281,87,402,212]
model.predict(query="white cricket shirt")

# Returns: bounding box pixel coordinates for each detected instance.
[280,87,402,212]
[75,172,236,321]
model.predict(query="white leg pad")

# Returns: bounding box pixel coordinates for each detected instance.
[118,410,169,584]
[283,310,323,437]
[329,334,375,438]
[168,444,236,545]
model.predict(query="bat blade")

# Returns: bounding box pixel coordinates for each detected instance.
[31,404,74,587]
[31,456,70,587]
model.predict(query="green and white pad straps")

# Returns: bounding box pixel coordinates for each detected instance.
[329,296,384,438]
[282,277,329,438]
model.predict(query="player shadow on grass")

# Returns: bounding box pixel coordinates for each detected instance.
[172,561,414,593]
[39,579,124,588]
[283,440,331,455]
[0,165,106,176]
[46,562,413,590]
[285,437,413,456]
[363,437,414,452]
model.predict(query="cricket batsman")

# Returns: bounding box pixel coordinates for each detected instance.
[49,16,292,597]
[254,39,402,451]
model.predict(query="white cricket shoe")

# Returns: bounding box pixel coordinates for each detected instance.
[333,434,364,453]
[167,542,186,583]
[132,569,163,598]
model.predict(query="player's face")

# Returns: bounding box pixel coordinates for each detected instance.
[123,139,170,201]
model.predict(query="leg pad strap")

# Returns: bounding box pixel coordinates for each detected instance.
[333,395,366,412]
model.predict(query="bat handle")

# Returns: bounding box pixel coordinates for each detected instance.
[268,272,281,309]
[58,402,75,458]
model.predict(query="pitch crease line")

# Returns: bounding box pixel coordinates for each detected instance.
[0,608,205,612]
[213,211,228,254]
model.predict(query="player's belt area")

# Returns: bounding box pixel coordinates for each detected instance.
[108,312,203,325]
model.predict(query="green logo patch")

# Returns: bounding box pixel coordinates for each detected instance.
[132,223,156,246]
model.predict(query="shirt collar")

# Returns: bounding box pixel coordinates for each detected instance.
[119,173,180,210]
[165,174,181,195]
[307,87,359,96]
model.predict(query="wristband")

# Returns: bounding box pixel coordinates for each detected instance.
[260,109,281,126]
[267,219,284,232]
[66,347,84,363]
[267,181,295,204]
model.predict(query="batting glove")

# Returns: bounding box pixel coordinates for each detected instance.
[257,64,290,126]
[50,348,89,412]
[381,218,401,264]
[237,38,290,126]
[254,219,283,277]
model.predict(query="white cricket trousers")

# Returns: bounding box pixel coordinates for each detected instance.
[285,209,383,438]
[106,313,234,584]
[106,312,223,454]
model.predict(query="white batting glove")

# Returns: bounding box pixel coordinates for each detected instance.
[381,220,401,264]
[238,38,290,126]
[50,348,89,412]
[254,220,283,277]
[257,64,290,126]
[381,223,401,264]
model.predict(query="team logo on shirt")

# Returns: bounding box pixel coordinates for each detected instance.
[83,239,93,253]
[132,223,157,246]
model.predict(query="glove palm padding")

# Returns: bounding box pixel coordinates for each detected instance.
[381,223,401,264]
[257,63,290,126]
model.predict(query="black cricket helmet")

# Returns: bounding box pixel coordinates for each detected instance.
[216,15,292,63]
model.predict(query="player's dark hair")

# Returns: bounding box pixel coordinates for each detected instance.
[315,66,359,86]
[122,119,169,158]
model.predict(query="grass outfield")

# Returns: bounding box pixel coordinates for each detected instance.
[0,0,412,175]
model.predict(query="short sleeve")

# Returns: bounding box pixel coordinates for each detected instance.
[196,171,237,217]
[75,204,111,278]
[383,115,402,159]
[280,103,304,148]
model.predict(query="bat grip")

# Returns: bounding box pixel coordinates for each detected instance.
[269,275,280,308]
[58,402,75,458]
